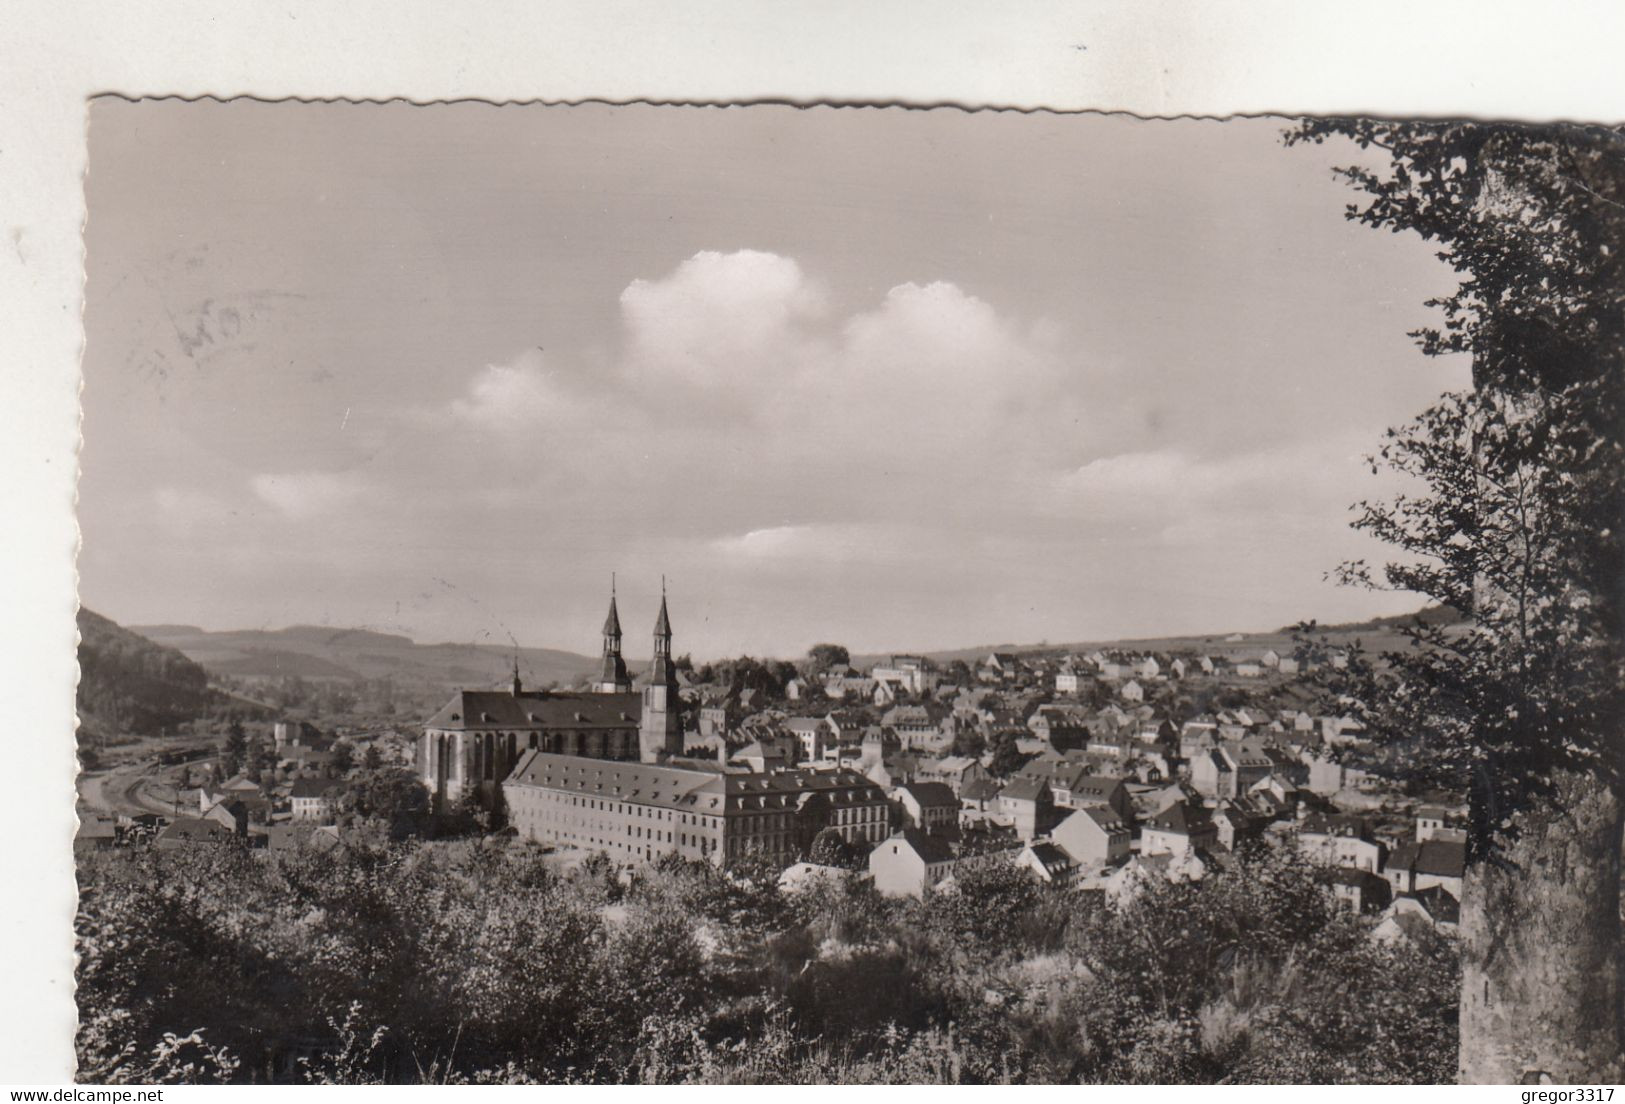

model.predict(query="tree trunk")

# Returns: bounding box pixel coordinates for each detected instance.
[1459,770,1624,1082]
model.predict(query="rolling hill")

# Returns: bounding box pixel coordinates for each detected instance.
[77,607,220,740]
[853,605,1463,669]
[130,622,617,692]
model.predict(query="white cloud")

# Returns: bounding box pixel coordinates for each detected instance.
[1054,437,1391,544]
[250,470,366,519]
[448,348,589,429]
[709,523,919,565]
[619,249,828,390]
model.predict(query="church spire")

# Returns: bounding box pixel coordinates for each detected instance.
[650,579,676,681]
[653,575,672,641]
[511,656,523,697]
[639,577,682,762]
[596,576,632,693]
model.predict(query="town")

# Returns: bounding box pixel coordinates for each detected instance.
[75,587,1466,945]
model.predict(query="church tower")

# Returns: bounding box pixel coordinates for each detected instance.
[595,578,633,694]
[639,582,683,762]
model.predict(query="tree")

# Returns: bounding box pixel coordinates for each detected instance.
[987,729,1029,778]
[329,740,355,775]
[341,768,431,839]
[219,720,247,779]
[808,827,865,870]
[361,744,383,771]
[804,644,851,678]
[1287,119,1625,1082]
[950,727,985,759]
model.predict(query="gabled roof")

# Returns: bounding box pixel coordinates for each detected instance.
[894,828,955,864]
[898,781,959,808]
[157,818,236,844]
[427,689,641,731]
[1025,841,1074,869]
[290,777,344,799]
[1083,805,1129,833]
[1416,839,1466,878]
[1000,776,1049,802]
[1300,812,1374,840]
[1412,884,1461,923]
[961,777,1002,801]
[1148,801,1211,835]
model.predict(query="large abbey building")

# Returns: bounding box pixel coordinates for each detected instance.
[418,588,685,810]
[421,585,892,867]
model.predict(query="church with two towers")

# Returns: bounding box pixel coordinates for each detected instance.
[418,585,685,811]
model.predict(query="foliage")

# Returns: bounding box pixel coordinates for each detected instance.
[807,828,866,870]
[988,729,1030,778]
[338,767,431,839]
[220,721,248,781]
[76,607,216,741]
[803,644,852,679]
[76,838,1457,1084]
[1284,119,1625,855]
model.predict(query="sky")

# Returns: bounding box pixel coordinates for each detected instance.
[78,99,1469,661]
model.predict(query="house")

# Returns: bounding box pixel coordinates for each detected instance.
[859,726,902,764]
[1051,769,1133,820]
[74,816,119,854]
[1197,656,1215,674]
[289,777,343,823]
[1298,813,1384,874]
[1136,656,1160,680]
[1329,867,1392,913]
[1169,658,1187,680]
[1261,649,1281,668]
[1210,802,1269,851]
[998,776,1054,841]
[784,717,834,764]
[869,829,960,897]
[201,799,250,836]
[1416,803,1468,843]
[1384,838,1466,900]
[1085,729,1133,761]
[1016,841,1078,885]
[984,653,1022,679]
[698,702,735,741]
[1190,747,1236,799]
[778,861,856,894]
[154,817,241,850]
[1192,742,1274,799]
[915,755,989,795]
[895,782,961,834]
[1052,805,1131,868]
[732,733,797,772]
[1387,884,1461,932]
[268,822,344,852]
[866,753,922,791]
[1306,755,1351,796]
[958,777,1003,825]
[1119,679,1144,703]
[1140,801,1218,857]
[1055,668,1086,694]
[881,703,951,752]
[1276,658,1300,675]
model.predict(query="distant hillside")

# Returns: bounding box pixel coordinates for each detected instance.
[131,623,615,692]
[77,608,217,740]
[1278,604,1463,635]
[851,605,1463,669]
